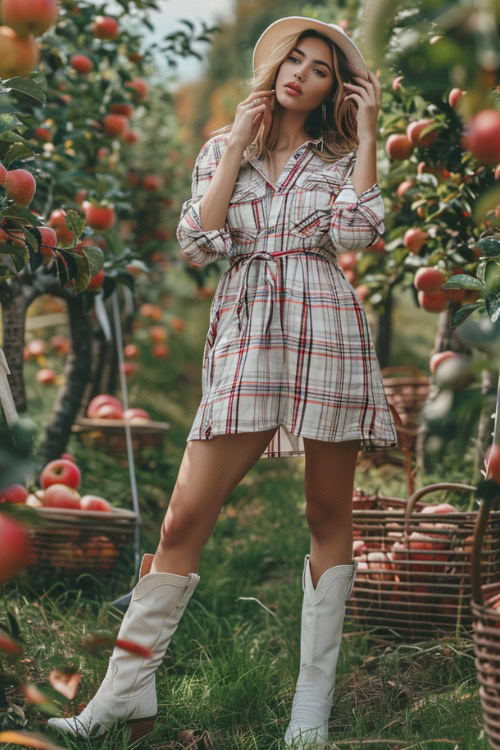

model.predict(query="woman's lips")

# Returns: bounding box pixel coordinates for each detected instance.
[284,85,301,96]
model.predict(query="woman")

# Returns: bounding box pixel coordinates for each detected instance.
[48,16,398,749]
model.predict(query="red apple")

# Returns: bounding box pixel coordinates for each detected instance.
[448,88,463,109]
[92,16,119,39]
[418,290,447,312]
[5,169,36,207]
[125,79,148,99]
[80,495,113,512]
[87,394,123,418]
[0,485,29,504]
[0,26,40,78]
[485,443,500,483]
[84,203,115,231]
[413,267,446,293]
[123,408,150,421]
[404,228,429,254]
[95,403,124,419]
[385,133,414,160]
[81,535,118,571]
[71,54,93,74]
[36,368,57,384]
[462,109,500,164]
[103,114,128,137]
[2,0,59,36]
[407,119,437,149]
[0,512,32,586]
[41,484,81,509]
[87,268,105,291]
[50,542,84,571]
[110,102,134,117]
[40,458,81,490]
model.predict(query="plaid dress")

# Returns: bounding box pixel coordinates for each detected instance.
[176,134,398,458]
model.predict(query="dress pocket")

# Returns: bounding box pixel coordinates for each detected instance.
[227,179,263,233]
[289,187,323,237]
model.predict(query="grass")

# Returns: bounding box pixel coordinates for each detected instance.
[0,277,490,749]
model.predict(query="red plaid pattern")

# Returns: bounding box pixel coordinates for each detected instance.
[176,135,398,458]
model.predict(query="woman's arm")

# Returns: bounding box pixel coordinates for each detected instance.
[323,149,385,252]
[176,136,245,268]
[198,139,246,231]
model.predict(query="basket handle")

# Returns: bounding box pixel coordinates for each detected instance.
[404,482,477,523]
[471,493,500,606]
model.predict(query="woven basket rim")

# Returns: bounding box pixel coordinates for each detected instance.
[30,506,137,520]
[75,417,170,430]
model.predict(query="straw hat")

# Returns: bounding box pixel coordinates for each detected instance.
[252,16,368,79]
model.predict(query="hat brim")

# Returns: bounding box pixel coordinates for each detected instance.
[252,16,368,79]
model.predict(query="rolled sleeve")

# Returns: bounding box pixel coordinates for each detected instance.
[176,137,232,268]
[321,152,385,252]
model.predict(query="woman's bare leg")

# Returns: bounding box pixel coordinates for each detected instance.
[151,427,279,575]
[302,437,362,587]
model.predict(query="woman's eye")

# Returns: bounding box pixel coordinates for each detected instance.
[288,56,326,77]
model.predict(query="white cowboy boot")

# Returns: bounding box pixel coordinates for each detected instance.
[284,553,358,749]
[47,553,200,743]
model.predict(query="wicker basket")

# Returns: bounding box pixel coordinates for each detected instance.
[71,417,170,464]
[27,505,138,578]
[348,482,500,641]
[471,491,500,750]
[381,365,431,444]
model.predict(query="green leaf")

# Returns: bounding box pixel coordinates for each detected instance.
[73,244,104,280]
[476,237,500,257]
[485,292,500,324]
[2,142,34,167]
[1,77,46,104]
[1,205,41,224]
[451,303,484,327]
[0,113,20,134]
[442,274,484,290]
[126,258,149,272]
[0,129,34,147]
[476,260,487,283]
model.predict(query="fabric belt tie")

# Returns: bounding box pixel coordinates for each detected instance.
[229,249,308,337]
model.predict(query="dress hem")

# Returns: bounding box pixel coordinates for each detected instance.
[186,421,399,458]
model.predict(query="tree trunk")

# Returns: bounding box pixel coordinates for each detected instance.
[375,285,393,368]
[39,293,93,463]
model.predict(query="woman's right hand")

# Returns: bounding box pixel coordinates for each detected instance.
[228,90,275,149]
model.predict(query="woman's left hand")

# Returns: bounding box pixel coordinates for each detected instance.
[344,70,381,142]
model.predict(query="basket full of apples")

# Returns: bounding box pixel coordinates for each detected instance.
[71,394,170,461]
[0,456,137,578]
[348,483,500,641]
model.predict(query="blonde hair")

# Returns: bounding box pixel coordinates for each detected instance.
[211,28,360,166]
